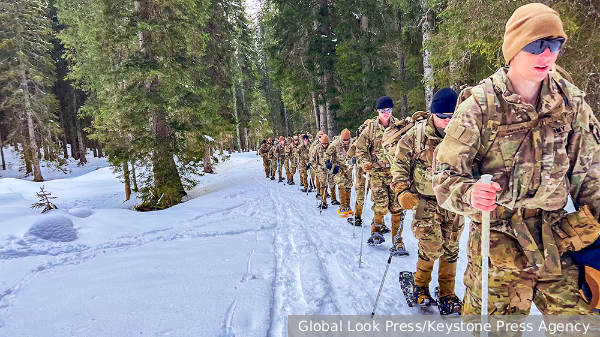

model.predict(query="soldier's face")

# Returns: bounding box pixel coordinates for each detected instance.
[281,140,285,145]
[322,143,328,148]
[377,108,392,125]
[509,48,559,84]
[433,114,452,129]
[304,139,309,145]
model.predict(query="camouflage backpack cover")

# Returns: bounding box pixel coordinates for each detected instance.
[381,111,429,164]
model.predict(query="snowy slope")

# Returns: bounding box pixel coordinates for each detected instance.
[0,152,538,336]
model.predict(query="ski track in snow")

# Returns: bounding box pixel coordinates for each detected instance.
[0,153,479,335]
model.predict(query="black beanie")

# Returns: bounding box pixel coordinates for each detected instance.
[302,134,309,140]
[376,96,394,109]
[262,140,266,144]
[431,88,458,114]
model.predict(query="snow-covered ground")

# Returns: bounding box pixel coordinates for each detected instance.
[0,151,541,336]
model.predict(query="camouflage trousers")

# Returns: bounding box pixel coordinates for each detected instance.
[369,169,402,217]
[354,166,366,206]
[463,215,595,316]
[276,157,285,178]
[285,157,297,178]
[262,156,270,176]
[333,166,352,189]
[269,157,277,177]
[411,196,464,262]
[298,159,308,180]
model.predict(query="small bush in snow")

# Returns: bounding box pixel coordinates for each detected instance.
[27,214,77,242]
[30,186,58,213]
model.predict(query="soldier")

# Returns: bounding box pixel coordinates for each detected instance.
[347,121,370,226]
[355,96,404,246]
[391,88,463,313]
[309,134,332,209]
[325,129,353,216]
[258,140,271,178]
[284,136,299,185]
[433,3,600,316]
[310,131,325,198]
[297,134,311,192]
[269,136,286,183]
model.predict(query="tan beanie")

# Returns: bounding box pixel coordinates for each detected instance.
[502,3,567,64]
[317,131,324,137]
[320,134,330,144]
[279,136,284,141]
[341,128,351,139]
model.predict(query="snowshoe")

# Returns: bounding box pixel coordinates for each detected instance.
[270,176,275,180]
[390,243,410,256]
[307,186,314,192]
[380,224,391,235]
[318,202,328,210]
[347,217,362,226]
[289,181,295,185]
[413,284,435,306]
[316,193,321,199]
[399,271,418,307]
[278,177,284,183]
[367,233,385,246]
[435,288,462,315]
[266,175,270,178]
[337,208,354,218]
[300,188,307,192]
[331,200,340,206]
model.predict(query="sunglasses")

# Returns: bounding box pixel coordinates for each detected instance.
[434,113,453,120]
[342,138,350,142]
[378,108,393,114]
[522,38,564,55]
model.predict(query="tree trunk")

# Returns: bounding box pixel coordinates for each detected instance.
[22,71,44,182]
[311,91,320,130]
[0,132,6,170]
[421,2,434,112]
[233,82,242,153]
[243,127,249,152]
[396,9,409,118]
[92,145,98,158]
[136,0,185,207]
[71,125,79,160]
[283,103,290,136]
[123,161,131,201]
[73,92,87,164]
[57,107,69,159]
[204,145,214,173]
[131,162,139,192]
[96,141,104,158]
[319,96,328,134]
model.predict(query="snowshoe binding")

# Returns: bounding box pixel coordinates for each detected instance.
[318,202,328,210]
[331,200,340,206]
[435,288,462,315]
[300,188,307,192]
[399,271,437,308]
[380,224,391,235]
[278,177,284,183]
[289,180,295,185]
[337,207,354,218]
[316,193,321,199]
[307,186,314,192]
[347,217,362,226]
[270,176,275,180]
[367,233,385,245]
[390,243,410,256]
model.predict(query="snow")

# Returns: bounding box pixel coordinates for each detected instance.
[0,151,542,336]
[26,213,78,242]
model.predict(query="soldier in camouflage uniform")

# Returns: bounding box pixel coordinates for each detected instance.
[285,136,299,185]
[259,140,272,178]
[269,136,286,183]
[309,134,331,209]
[325,129,353,215]
[310,131,325,198]
[297,134,311,192]
[347,121,371,226]
[433,3,600,316]
[355,96,404,246]
[391,88,464,313]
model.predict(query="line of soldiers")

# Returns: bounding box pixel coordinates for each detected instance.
[258,3,600,321]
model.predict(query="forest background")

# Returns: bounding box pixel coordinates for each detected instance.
[0,0,598,209]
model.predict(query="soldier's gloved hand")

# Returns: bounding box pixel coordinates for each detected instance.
[306,163,311,170]
[362,162,373,172]
[397,191,419,210]
[332,166,339,175]
[349,156,356,166]
[471,180,502,212]
[325,160,332,170]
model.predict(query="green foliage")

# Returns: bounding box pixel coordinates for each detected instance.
[30,186,58,213]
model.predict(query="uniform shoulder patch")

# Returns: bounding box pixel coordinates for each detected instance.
[446,122,477,147]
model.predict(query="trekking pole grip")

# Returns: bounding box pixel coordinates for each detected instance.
[480,174,492,333]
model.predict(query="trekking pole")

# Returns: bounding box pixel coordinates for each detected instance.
[371,254,393,318]
[480,174,493,336]
[320,172,328,215]
[351,165,356,239]
[359,172,370,268]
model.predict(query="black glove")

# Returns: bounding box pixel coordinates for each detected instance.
[349,156,356,166]
[325,160,332,170]
[306,163,311,170]
[332,166,339,174]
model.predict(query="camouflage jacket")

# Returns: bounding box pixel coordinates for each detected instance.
[433,68,600,223]
[391,116,443,197]
[309,138,321,164]
[259,143,271,157]
[269,142,285,159]
[284,141,297,159]
[324,137,351,172]
[297,142,310,163]
[309,142,329,174]
[355,116,399,170]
